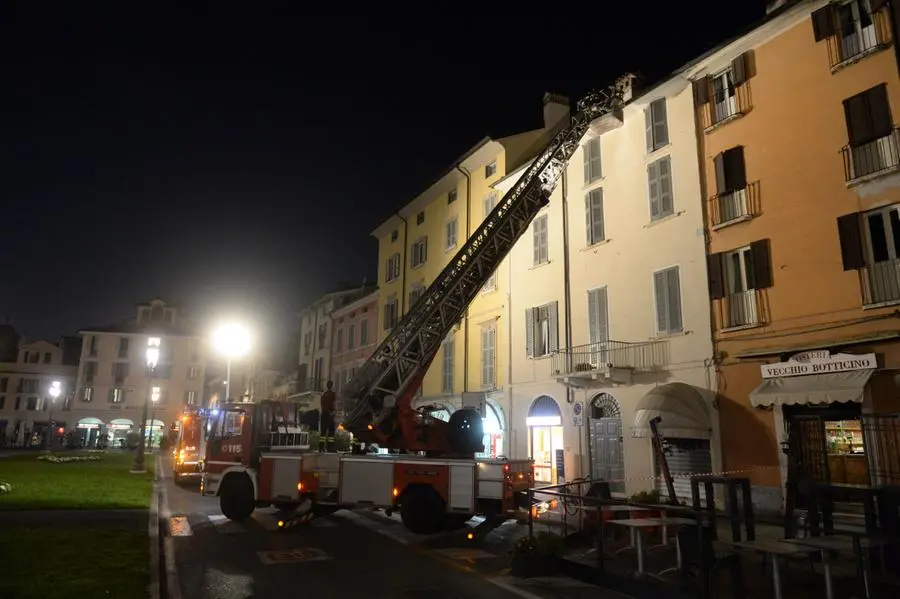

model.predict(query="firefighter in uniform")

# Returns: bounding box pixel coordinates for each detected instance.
[320,380,337,452]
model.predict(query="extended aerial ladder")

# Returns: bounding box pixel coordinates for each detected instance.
[340,77,631,455]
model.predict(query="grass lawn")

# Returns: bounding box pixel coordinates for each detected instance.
[0,523,149,599]
[0,451,155,510]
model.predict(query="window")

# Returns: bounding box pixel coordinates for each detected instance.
[441,336,454,393]
[409,285,425,308]
[385,253,400,282]
[335,328,344,353]
[707,240,772,327]
[43,352,51,364]
[109,388,125,403]
[89,336,97,356]
[112,362,129,384]
[839,206,900,304]
[653,267,683,334]
[583,138,602,183]
[303,332,312,356]
[416,211,425,225]
[83,361,96,382]
[481,323,496,389]
[81,386,93,402]
[711,69,738,123]
[185,390,197,406]
[525,302,559,358]
[647,156,674,221]
[448,189,458,204]
[411,237,427,268]
[813,0,886,65]
[391,229,398,242]
[186,366,198,380]
[445,218,458,250]
[313,358,324,385]
[533,214,549,265]
[0,377,7,392]
[585,189,605,245]
[713,146,749,224]
[485,160,497,178]
[482,270,498,293]
[318,323,327,349]
[360,319,369,345]
[348,324,356,350]
[587,287,610,347]
[843,84,896,179]
[645,98,669,152]
[383,297,399,330]
[693,52,750,128]
[483,191,498,220]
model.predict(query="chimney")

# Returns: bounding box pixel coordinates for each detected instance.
[542,92,570,130]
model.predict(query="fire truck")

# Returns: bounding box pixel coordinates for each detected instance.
[201,78,631,535]
[172,407,209,483]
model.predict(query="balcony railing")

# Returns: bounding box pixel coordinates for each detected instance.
[825,9,892,70]
[709,182,760,229]
[700,83,751,131]
[715,289,767,330]
[860,258,900,306]
[286,377,326,394]
[842,129,900,183]
[551,339,670,378]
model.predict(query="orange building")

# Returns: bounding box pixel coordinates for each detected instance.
[687,0,900,513]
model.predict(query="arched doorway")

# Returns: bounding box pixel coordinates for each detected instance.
[527,395,564,484]
[590,392,625,493]
[480,401,504,458]
[108,418,134,448]
[77,417,104,448]
[145,419,166,449]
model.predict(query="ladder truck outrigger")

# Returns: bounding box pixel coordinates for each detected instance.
[200,78,631,535]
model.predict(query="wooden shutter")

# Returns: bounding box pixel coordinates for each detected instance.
[714,153,727,195]
[525,308,535,359]
[666,268,683,332]
[750,239,773,289]
[652,99,669,148]
[645,106,654,152]
[583,143,591,184]
[648,160,661,219]
[724,146,747,191]
[707,253,725,300]
[586,189,604,244]
[811,5,836,42]
[837,213,866,270]
[548,301,559,353]
[844,93,874,147]
[731,52,748,86]
[692,78,709,106]
[583,139,601,183]
[653,271,669,332]
[868,84,893,140]
[658,157,673,215]
[587,287,609,344]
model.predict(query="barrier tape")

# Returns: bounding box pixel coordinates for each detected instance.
[590,464,779,486]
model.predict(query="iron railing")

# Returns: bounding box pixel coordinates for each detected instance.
[860,257,900,305]
[842,128,900,183]
[551,339,670,377]
[709,182,760,228]
[699,81,751,131]
[861,413,900,486]
[265,429,311,449]
[715,289,767,330]
[825,9,892,70]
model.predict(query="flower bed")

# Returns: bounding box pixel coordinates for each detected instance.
[36,455,102,464]
[0,481,11,494]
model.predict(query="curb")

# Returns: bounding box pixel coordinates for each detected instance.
[157,455,182,599]
[149,458,161,599]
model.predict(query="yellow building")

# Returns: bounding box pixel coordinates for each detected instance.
[370,93,570,457]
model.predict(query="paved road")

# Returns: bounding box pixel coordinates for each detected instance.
[160,461,624,599]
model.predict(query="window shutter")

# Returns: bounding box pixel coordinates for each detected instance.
[731,52,748,86]
[692,78,709,106]
[714,153,727,195]
[653,271,668,332]
[583,144,590,184]
[584,194,592,244]
[648,160,661,219]
[843,94,872,147]
[837,213,866,270]
[868,84,893,140]
[533,219,541,264]
[658,157,673,214]
[666,268,683,332]
[590,189,604,243]
[811,5,836,42]
[548,301,559,353]
[644,107,653,152]
[652,99,669,148]
[525,308,535,358]
[588,287,609,344]
[750,239,773,289]
[588,138,601,181]
[871,0,889,11]
[707,253,725,300]
[724,146,747,190]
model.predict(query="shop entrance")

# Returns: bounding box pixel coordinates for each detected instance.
[527,395,564,484]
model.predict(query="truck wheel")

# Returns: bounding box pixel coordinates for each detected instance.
[220,474,255,521]
[400,487,445,535]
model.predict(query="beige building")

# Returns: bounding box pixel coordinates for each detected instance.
[0,339,79,447]
[71,298,206,448]
[370,93,571,458]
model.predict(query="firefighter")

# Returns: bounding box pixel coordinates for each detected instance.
[320,380,337,452]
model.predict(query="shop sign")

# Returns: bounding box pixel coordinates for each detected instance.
[760,351,877,379]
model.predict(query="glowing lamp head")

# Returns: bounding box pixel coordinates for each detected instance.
[151,386,161,403]
[212,323,253,359]
[48,381,62,399]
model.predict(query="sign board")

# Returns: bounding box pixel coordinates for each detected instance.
[573,401,584,427]
[461,392,486,418]
[760,351,877,379]
[555,448,566,484]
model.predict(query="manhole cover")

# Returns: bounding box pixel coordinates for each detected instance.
[257,547,331,565]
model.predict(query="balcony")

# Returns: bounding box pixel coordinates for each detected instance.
[552,340,670,388]
[715,289,767,331]
[709,182,760,230]
[824,9,892,72]
[860,258,900,306]
[842,129,900,185]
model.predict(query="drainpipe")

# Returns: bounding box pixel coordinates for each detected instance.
[507,217,515,457]
[396,212,409,316]
[561,164,582,477]
[455,165,473,393]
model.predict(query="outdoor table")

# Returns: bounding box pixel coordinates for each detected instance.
[642,516,698,575]
[783,534,882,599]
[609,518,661,574]
[727,537,819,599]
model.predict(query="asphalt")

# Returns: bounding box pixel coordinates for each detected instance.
[161,462,632,599]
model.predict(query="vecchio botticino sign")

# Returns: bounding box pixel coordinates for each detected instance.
[760,350,877,379]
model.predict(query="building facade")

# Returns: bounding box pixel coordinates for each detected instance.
[370,93,571,458]
[329,288,379,421]
[71,299,207,448]
[690,0,900,512]
[0,339,80,447]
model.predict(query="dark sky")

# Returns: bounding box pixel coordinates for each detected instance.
[1,3,765,351]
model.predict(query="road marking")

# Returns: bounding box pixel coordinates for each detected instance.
[257,548,332,565]
[167,516,193,537]
[432,548,497,560]
[207,514,247,534]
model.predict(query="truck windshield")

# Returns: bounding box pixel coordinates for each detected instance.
[211,409,245,439]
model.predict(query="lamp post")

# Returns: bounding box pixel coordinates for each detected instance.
[45,380,61,451]
[212,323,252,405]
[132,337,160,474]
[148,386,160,450]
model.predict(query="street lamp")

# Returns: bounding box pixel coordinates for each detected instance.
[212,323,252,405]
[132,337,160,474]
[45,380,61,451]
[148,386,161,450]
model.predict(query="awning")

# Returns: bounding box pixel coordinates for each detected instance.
[749,369,874,408]
[632,382,712,439]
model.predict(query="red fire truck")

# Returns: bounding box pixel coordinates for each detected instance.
[172,408,208,483]
[200,79,630,535]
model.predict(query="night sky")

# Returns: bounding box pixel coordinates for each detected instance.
[1,3,764,352]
